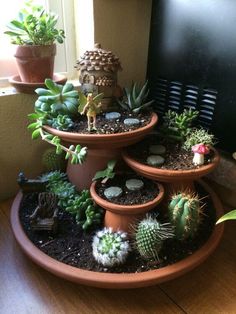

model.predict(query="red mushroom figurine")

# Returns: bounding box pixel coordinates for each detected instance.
[192,143,210,166]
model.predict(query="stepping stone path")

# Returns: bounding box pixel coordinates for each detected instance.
[105,112,121,120]
[124,118,140,126]
[104,186,123,199]
[149,144,166,155]
[125,179,144,191]
[147,155,165,167]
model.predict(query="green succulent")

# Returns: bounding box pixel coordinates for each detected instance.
[117,81,154,113]
[216,210,236,224]
[40,170,67,184]
[35,79,79,117]
[66,190,104,230]
[160,109,199,142]
[49,180,78,208]
[92,160,117,183]
[168,192,203,240]
[48,114,73,131]
[183,128,215,151]
[135,216,174,260]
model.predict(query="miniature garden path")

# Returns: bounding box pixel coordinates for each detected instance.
[1,198,236,314]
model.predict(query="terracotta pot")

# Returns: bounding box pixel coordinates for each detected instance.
[14,44,56,83]
[122,147,220,194]
[10,180,224,289]
[44,113,158,190]
[90,180,164,232]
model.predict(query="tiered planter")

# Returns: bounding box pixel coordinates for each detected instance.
[43,112,158,190]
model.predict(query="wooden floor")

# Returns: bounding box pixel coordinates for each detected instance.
[1,198,236,314]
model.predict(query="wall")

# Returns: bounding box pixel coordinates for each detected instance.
[93,0,152,86]
[0,0,153,200]
[0,93,48,200]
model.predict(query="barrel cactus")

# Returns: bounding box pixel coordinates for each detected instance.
[168,193,203,240]
[92,227,130,267]
[135,216,174,260]
[42,148,66,171]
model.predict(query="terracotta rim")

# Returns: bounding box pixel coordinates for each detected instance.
[43,112,158,147]
[11,180,224,289]
[122,147,220,182]
[90,181,164,214]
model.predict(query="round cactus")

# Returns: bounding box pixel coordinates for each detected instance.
[168,193,203,240]
[92,227,130,267]
[42,148,66,171]
[135,216,174,260]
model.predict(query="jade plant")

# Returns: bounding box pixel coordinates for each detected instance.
[117,81,154,113]
[4,1,65,45]
[28,79,87,165]
[134,215,174,260]
[160,109,199,142]
[168,192,203,240]
[92,227,130,267]
[216,210,236,224]
[92,160,117,183]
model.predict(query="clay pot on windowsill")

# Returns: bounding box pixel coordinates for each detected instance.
[10,180,224,289]
[43,112,158,190]
[14,44,56,83]
[122,147,220,195]
[90,179,164,233]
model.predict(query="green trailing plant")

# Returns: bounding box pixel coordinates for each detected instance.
[92,227,130,267]
[92,160,117,183]
[160,109,199,142]
[42,148,66,171]
[4,1,65,45]
[117,81,154,113]
[168,192,203,240]
[183,128,215,151]
[35,79,79,117]
[65,190,104,230]
[48,114,73,131]
[216,210,236,224]
[134,215,174,260]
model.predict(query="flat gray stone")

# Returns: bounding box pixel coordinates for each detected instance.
[149,144,166,155]
[104,186,123,199]
[147,155,165,167]
[124,118,140,126]
[125,179,144,191]
[105,112,121,120]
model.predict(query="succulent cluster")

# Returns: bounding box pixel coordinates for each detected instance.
[183,128,215,151]
[48,115,73,131]
[117,81,154,113]
[42,148,66,171]
[135,216,174,260]
[35,79,79,117]
[92,228,130,267]
[66,190,103,230]
[168,193,203,240]
[160,109,199,142]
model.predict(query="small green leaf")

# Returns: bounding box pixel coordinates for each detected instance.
[216,210,236,224]
[27,122,39,130]
[32,128,41,140]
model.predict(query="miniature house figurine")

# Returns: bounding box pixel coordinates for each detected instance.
[75,43,122,109]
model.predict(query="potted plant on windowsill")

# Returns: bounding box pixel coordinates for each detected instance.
[4,1,65,85]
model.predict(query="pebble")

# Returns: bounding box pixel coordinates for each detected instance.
[125,179,144,191]
[147,155,165,166]
[104,186,123,199]
[124,118,140,126]
[105,112,121,120]
[149,144,166,155]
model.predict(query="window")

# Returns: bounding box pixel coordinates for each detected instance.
[0,0,77,85]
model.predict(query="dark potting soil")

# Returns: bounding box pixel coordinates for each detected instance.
[19,183,216,274]
[68,111,151,134]
[127,135,214,170]
[96,175,158,205]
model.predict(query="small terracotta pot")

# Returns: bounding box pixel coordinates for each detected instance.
[90,180,164,232]
[14,44,56,83]
[10,180,224,289]
[122,147,220,195]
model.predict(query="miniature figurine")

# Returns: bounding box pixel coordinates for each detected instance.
[192,143,210,165]
[81,93,102,131]
[17,171,48,194]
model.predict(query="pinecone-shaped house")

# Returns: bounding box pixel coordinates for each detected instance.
[75,43,122,108]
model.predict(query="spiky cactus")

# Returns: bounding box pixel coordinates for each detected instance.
[42,148,66,171]
[168,193,203,240]
[135,216,174,260]
[92,228,130,267]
